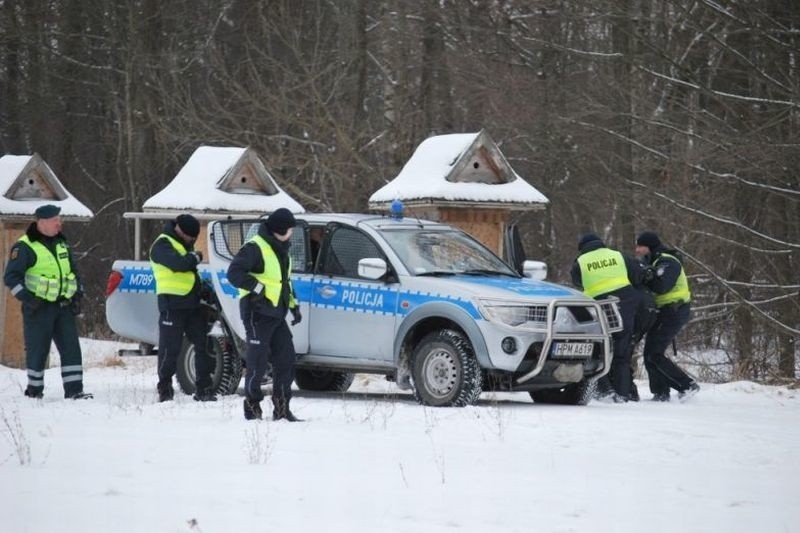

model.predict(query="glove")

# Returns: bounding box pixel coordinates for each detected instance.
[290,307,302,326]
[70,298,83,317]
[199,280,214,303]
[191,251,203,263]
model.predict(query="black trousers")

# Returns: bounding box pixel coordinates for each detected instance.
[607,288,638,398]
[157,308,213,391]
[643,303,694,395]
[242,311,296,407]
[23,300,83,396]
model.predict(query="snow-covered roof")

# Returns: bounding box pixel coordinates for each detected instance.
[143,146,304,213]
[0,154,93,219]
[369,131,549,210]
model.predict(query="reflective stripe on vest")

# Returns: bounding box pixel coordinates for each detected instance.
[149,234,196,296]
[238,236,296,308]
[577,248,630,298]
[19,235,77,302]
[652,253,691,307]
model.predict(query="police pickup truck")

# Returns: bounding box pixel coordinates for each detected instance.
[105,213,622,406]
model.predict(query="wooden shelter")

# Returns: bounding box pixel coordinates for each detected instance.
[0,154,93,368]
[132,146,304,260]
[369,130,549,256]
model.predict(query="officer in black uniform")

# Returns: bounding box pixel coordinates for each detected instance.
[635,231,700,401]
[227,208,302,421]
[150,214,216,402]
[571,233,646,402]
[4,204,92,399]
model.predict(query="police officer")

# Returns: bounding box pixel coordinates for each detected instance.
[4,204,92,399]
[571,233,645,402]
[150,214,216,402]
[635,231,700,401]
[227,208,302,421]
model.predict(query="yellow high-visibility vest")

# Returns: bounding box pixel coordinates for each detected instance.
[238,236,296,309]
[19,235,78,301]
[149,234,196,296]
[652,253,691,307]
[577,248,630,298]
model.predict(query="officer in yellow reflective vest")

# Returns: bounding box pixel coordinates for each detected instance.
[571,233,646,402]
[150,214,216,402]
[3,204,92,399]
[227,208,302,421]
[635,231,700,401]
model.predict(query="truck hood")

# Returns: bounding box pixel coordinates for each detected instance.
[408,275,584,302]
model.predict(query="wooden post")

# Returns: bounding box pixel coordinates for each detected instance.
[0,222,28,368]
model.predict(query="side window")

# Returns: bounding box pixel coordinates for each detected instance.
[289,225,309,273]
[319,226,382,278]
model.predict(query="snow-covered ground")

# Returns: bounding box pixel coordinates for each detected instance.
[1,339,798,533]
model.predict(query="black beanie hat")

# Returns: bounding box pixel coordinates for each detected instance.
[265,208,297,235]
[578,233,603,250]
[175,214,200,238]
[636,231,661,250]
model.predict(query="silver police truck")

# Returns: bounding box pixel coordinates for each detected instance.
[105,213,622,406]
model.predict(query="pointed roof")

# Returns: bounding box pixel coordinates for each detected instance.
[369,130,548,210]
[0,154,93,219]
[143,146,304,213]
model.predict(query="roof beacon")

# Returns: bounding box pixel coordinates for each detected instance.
[390,199,404,220]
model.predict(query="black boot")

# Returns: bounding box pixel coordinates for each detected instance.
[157,381,174,402]
[193,388,218,402]
[66,391,93,400]
[244,399,263,420]
[272,399,303,422]
[24,388,43,399]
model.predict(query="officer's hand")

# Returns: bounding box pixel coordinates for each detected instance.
[290,307,302,326]
[191,251,203,263]
[70,298,83,317]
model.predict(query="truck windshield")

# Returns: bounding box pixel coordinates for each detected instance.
[381,229,519,277]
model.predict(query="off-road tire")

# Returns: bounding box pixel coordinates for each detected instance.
[294,369,355,392]
[529,379,596,406]
[411,329,482,407]
[177,335,243,395]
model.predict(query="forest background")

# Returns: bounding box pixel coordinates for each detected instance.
[0,0,797,382]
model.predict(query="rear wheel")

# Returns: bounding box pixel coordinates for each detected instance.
[529,379,596,406]
[411,329,482,407]
[294,369,355,392]
[177,335,243,395]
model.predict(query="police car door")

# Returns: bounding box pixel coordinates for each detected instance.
[310,224,398,360]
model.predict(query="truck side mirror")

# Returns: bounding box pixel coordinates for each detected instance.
[522,260,547,281]
[358,258,387,280]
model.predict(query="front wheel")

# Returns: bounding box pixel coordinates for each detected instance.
[411,329,482,407]
[176,335,243,395]
[529,379,596,406]
[294,369,355,392]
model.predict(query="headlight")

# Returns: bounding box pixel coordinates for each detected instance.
[482,305,529,327]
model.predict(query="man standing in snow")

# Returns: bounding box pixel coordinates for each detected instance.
[150,214,216,403]
[572,233,645,402]
[227,208,303,422]
[4,204,92,400]
[635,231,700,401]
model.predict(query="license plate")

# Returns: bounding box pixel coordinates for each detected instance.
[551,342,594,357]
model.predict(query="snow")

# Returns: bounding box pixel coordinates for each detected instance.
[0,155,94,218]
[369,133,549,206]
[2,339,799,533]
[143,146,304,213]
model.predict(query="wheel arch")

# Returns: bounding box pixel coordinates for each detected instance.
[394,303,490,371]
